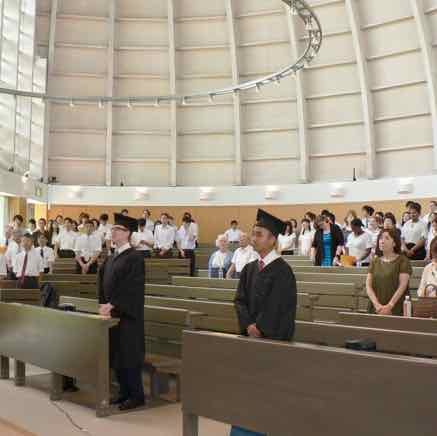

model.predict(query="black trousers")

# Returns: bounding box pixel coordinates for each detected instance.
[75,258,98,274]
[16,276,39,289]
[116,367,144,401]
[179,249,196,276]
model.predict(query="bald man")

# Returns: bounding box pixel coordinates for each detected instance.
[226,233,259,279]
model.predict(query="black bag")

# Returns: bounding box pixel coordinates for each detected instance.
[40,282,59,308]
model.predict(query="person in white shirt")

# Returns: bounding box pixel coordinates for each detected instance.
[131,219,155,258]
[182,212,199,247]
[422,200,437,226]
[55,214,65,234]
[13,233,43,289]
[361,205,375,229]
[37,234,55,274]
[226,233,259,279]
[278,221,296,255]
[345,219,373,266]
[27,218,37,235]
[96,214,112,250]
[176,216,198,276]
[143,209,155,233]
[298,218,315,256]
[154,213,176,258]
[418,237,437,297]
[54,218,77,258]
[208,234,233,278]
[224,220,242,250]
[74,220,101,274]
[5,229,22,278]
[402,202,428,260]
[0,253,6,277]
[365,217,381,257]
[426,217,437,261]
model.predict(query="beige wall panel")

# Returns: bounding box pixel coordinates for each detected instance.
[308,94,363,125]
[177,162,235,186]
[36,0,51,13]
[178,105,234,132]
[243,159,301,185]
[376,148,434,178]
[305,34,355,67]
[56,19,108,45]
[358,0,412,25]
[112,106,171,131]
[176,20,228,46]
[112,135,171,160]
[236,14,288,44]
[310,155,366,182]
[309,124,365,155]
[115,22,168,46]
[175,0,225,17]
[57,0,108,17]
[49,132,106,158]
[50,104,107,130]
[178,134,235,160]
[241,101,297,130]
[234,0,280,16]
[114,78,171,98]
[48,75,106,97]
[373,83,430,119]
[48,161,106,185]
[238,44,291,74]
[111,162,170,186]
[117,0,167,18]
[53,47,108,74]
[243,131,300,159]
[36,15,49,43]
[176,49,232,75]
[115,50,169,75]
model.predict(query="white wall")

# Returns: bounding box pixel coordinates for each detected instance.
[36,0,437,186]
[48,174,437,207]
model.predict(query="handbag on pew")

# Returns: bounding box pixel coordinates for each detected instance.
[340,255,356,268]
[412,297,437,318]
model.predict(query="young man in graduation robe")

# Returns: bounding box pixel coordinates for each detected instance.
[231,209,297,436]
[98,213,146,411]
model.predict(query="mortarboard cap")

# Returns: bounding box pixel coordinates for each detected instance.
[255,209,287,238]
[113,213,138,234]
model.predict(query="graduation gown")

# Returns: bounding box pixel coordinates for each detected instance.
[234,257,297,341]
[98,248,145,369]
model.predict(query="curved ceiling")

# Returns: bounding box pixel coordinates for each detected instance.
[36,0,437,187]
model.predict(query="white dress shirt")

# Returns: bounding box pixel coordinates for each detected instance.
[259,249,281,268]
[299,230,315,256]
[176,224,198,250]
[231,245,260,273]
[224,228,242,243]
[55,230,77,250]
[36,246,55,270]
[114,242,131,257]
[211,251,228,269]
[0,254,6,275]
[154,224,176,250]
[5,240,20,268]
[132,229,155,252]
[97,223,112,244]
[277,233,296,252]
[346,232,373,263]
[402,220,428,245]
[13,248,44,277]
[74,233,102,261]
[145,219,155,233]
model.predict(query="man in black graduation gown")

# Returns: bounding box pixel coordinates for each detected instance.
[98,213,146,411]
[234,209,297,341]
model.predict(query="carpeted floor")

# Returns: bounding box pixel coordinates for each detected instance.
[0,361,229,436]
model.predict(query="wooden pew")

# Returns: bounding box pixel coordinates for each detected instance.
[40,281,97,299]
[41,273,97,283]
[181,330,437,436]
[0,289,40,305]
[0,280,20,289]
[339,312,437,334]
[59,296,201,401]
[0,302,118,417]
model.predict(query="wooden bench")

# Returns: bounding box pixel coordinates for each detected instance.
[181,330,437,436]
[0,289,40,305]
[145,286,314,323]
[41,281,97,299]
[59,296,201,401]
[0,302,118,417]
[40,273,97,283]
[339,312,437,334]
[0,280,20,289]
[291,265,424,278]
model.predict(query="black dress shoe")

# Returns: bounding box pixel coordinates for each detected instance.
[118,398,145,411]
[110,397,127,406]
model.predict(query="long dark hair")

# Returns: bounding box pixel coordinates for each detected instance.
[375,228,401,257]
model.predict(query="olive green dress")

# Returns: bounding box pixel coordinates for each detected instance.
[368,255,413,316]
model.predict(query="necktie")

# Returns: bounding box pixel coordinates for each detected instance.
[40,247,44,258]
[259,259,265,272]
[19,253,28,286]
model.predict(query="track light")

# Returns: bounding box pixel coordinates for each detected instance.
[154,98,160,107]
[208,94,214,103]
[69,99,74,108]
[275,76,281,85]
[98,100,104,109]
[255,83,262,93]
[127,100,132,109]
[305,17,313,31]
[182,97,187,106]
[22,171,30,184]
[233,89,239,95]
